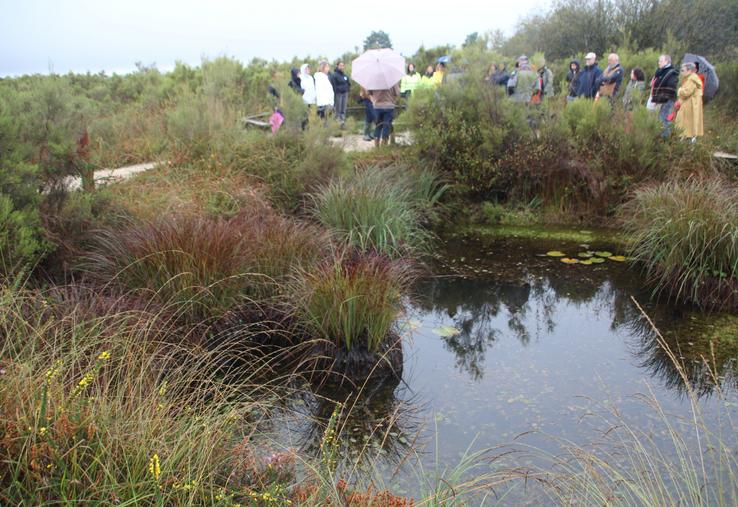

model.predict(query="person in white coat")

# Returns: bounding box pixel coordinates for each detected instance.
[314,61,335,119]
[299,63,316,107]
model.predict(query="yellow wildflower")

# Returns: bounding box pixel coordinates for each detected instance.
[98,351,111,361]
[39,427,47,436]
[44,360,63,383]
[148,454,161,482]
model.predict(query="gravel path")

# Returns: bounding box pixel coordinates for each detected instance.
[65,162,159,190]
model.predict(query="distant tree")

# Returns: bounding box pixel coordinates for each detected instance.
[463,32,480,48]
[363,31,392,50]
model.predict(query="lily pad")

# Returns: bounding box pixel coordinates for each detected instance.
[595,251,612,258]
[433,326,462,338]
[578,252,594,258]
[580,259,594,265]
[560,257,579,264]
[546,251,566,257]
[608,255,627,262]
[590,257,605,264]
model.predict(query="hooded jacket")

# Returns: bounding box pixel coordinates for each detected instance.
[566,60,581,97]
[576,62,602,99]
[288,68,303,95]
[299,64,316,105]
[314,71,334,107]
[330,68,350,94]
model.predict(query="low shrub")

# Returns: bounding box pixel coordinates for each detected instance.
[310,167,437,257]
[232,131,348,213]
[620,176,738,310]
[291,249,413,353]
[0,194,47,279]
[406,81,530,198]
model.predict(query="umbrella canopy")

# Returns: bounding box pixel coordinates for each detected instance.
[682,53,719,103]
[437,55,451,64]
[351,48,405,90]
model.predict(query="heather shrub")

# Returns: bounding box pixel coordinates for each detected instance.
[406,79,530,197]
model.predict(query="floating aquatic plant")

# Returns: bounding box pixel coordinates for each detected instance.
[609,255,627,262]
[560,258,579,264]
[546,251,566,257]
[433,326,462,338]
[595,251,612,258]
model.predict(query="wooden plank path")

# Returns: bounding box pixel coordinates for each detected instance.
[714,151,738,161]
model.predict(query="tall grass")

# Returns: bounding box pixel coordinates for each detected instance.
[82,209,325,321]
[291,249,414,352]
[310,168,438,257]
[0,284,297,505]
[620,176,738,311]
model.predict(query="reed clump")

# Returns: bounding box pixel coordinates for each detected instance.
[620,176,738,311]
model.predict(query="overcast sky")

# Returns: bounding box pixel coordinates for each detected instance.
[1,0,548,76]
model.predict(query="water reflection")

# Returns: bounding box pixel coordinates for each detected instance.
[414,233,737,397]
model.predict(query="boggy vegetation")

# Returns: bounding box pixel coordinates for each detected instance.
[1,25,738,502]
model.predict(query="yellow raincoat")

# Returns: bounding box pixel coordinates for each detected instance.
[675,73,703,138]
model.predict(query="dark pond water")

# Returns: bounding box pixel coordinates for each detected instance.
[265,229,738,501]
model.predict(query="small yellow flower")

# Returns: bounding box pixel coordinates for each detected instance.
[148,453,161,482]
[44,360,63,383]
[158,381,168,397]
[39,427,47,436]
[98,351,111,361]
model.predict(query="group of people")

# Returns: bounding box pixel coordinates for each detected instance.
[288,61,351,124]
[287,60,449,145]
[493,51,704,141]
[283,50,706,145]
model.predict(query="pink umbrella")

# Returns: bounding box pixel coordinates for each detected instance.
[351,48,406,90]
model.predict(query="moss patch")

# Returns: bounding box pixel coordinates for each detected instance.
[465,224,630,246]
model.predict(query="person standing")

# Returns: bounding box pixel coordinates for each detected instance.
[538,60,555,99]
[576,52,602,99]
[330,61,350,126]
[595,53,624,103]
[432,62,446,86]
[359,87,374,141]
[674,62,704,142]
[622,67,646,111]
[650,54,679,137]
[299,64,316,108]
[314,61,335,119]
[565,60,581,102]
[369,83,400,147]
[419,65,435,89]
[288,67,303,95]
[508,56,539,103]
[400,63,421,97]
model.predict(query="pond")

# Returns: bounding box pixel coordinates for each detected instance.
[265,228,738,501]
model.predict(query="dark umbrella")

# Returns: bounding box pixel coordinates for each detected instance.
[682,53,719,103]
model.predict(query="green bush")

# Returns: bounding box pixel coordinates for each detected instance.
[309,167,432,257]
[0,194,47,278]
[291,249,413,352]
[406,80,530,198]
[620,176,738,310]
[232,131,348,213]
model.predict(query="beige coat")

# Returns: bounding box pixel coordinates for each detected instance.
[675,73,703,138]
